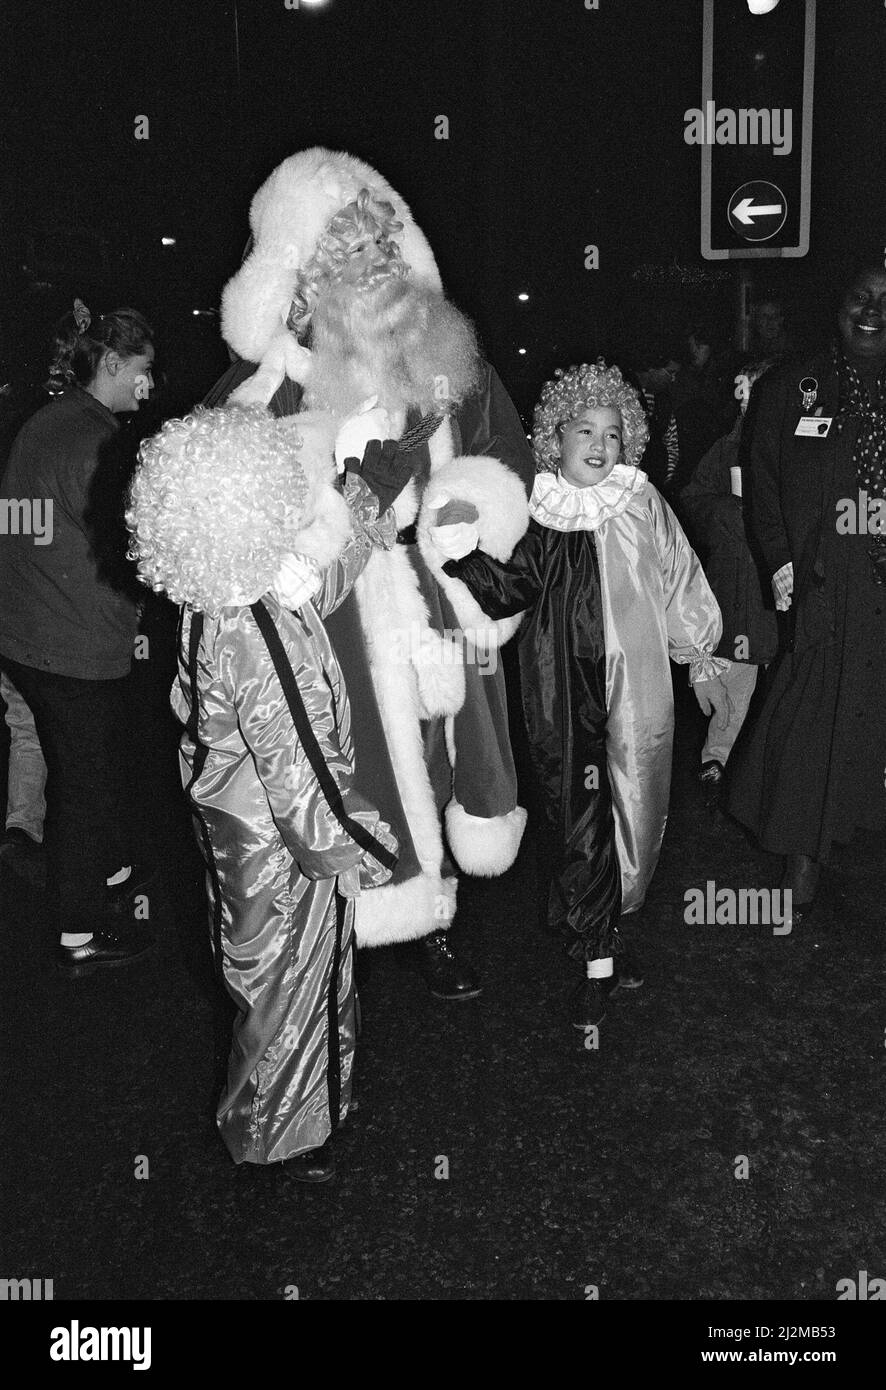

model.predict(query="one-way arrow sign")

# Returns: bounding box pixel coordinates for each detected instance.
[727,181,788,242]
[731,197,783,225]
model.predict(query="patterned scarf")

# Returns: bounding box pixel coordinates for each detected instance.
[835,344,886,494]
[834,344,886,569]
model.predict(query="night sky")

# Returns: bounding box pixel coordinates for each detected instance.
[2,0,885,416]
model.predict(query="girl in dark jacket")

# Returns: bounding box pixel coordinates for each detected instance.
[0,304,155,971]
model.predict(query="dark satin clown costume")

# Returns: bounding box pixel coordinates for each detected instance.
[444,466,724,963]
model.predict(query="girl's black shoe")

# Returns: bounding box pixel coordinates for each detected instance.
[571,978,612,1029]
[613,938,645,989]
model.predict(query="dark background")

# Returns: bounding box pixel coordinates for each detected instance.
[1,0,885,418]
[3,2,886,1309]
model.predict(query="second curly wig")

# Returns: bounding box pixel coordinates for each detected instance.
[126,405,313,615]
[532,359,649,473]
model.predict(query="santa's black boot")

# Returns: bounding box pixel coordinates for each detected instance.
[413,930,483,1001]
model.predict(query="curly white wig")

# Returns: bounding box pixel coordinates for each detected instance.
[532,359,649,473]
[127,405,318,615]
[287,188,409,339]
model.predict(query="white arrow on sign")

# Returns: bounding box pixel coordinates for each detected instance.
[731,197,783,225]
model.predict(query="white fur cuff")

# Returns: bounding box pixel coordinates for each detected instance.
[418,454,529,649]
[354,873,457,947]
[289,483,353,570]
[445,800,527,877]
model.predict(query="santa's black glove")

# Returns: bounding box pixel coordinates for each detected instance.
[344,439,414,515]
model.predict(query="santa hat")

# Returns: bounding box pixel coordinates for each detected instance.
[221,148,443,383]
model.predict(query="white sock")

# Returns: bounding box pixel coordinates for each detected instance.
[60,932,93,947]
[587,957,614,979]
[106,865,132,887]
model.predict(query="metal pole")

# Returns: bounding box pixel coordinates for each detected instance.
[233,0,244,157]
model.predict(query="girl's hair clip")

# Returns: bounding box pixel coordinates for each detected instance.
[73,298,91,334]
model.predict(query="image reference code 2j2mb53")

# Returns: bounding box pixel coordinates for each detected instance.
[707,1327,836,1340]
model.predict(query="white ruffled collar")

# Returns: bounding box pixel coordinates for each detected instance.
[529,464,647,532]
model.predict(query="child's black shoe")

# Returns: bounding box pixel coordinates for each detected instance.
[612,939,645,990]
[570,977,612,1029]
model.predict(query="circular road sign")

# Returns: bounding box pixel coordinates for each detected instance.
[727,181,788,243]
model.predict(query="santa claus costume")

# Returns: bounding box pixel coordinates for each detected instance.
[206,148,535,998]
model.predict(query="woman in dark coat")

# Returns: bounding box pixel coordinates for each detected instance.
[727,262,886,912]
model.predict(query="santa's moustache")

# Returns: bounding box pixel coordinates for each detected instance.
[302,278,482,423]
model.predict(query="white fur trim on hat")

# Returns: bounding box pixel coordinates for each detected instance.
[221,147,443,366]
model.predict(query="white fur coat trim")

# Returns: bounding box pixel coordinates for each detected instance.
[269,409,350,568]
[417,452,528,649]
[392,477,419,531]
[354,873,456,947]
[445,800,527,877]
[352,545,452,875]
[222,147,443,364]
[228,328,312,407]
[358,543,465,721]
[290,483,352,571]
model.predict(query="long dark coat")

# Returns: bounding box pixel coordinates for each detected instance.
[727,349,886,857]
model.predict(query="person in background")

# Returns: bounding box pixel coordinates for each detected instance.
[679,364,779,807]
[728,260,886,919]
[670,322,739,496]
[0,302,156,972]
[0,672,47,878]
[436,361,730,1028]
[1,319,49,876]
[748,294,792,368]
[635,350,681,493]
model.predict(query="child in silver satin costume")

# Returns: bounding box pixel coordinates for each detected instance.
[127,404,402,1181]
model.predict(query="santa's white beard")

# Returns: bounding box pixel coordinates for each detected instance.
[302,282,481,424]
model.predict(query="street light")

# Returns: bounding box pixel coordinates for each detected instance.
[161,237,176,247]
[747,1,780,13]
[517,292,529,302]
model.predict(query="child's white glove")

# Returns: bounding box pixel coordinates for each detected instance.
[334,396,393,475]
[272,552,322,609]
[427,491,480,560]
[693,675,733,730]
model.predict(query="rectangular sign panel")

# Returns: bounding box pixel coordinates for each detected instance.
[700,0,815,260]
